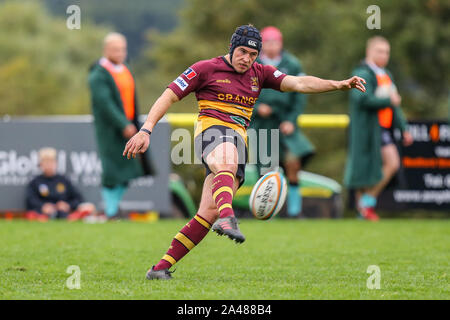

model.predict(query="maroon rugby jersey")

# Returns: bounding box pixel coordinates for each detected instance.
[168,56,286,138]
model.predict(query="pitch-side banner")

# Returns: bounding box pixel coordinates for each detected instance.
[0,116,171,214]
[377,120,450,211]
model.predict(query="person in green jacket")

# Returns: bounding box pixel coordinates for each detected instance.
[250,26,315,217]
[344,36,413,220]
[88,32,150,219]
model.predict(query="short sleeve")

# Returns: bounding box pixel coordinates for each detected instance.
[261,64,287,91]
[167,61,205,100]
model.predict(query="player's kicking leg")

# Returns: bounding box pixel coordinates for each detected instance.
[146,174,220,280]
[146,141,244,280]
[205,141,245,243]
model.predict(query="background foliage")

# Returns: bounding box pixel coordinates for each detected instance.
[0,0,448,204]
[147,0,449,118]
[0,1,108,115]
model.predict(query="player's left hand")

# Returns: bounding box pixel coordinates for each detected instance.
[123,131,151,159]
[339,76,366,92]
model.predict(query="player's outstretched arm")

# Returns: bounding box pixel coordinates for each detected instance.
[123,88,179,159]
[280,75,366,94]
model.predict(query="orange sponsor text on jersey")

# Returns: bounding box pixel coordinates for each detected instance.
[217,93,258,106]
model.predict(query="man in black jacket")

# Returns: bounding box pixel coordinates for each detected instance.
[25,147,96,221]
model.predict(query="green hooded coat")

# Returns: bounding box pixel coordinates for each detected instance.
[344,62,407,188]
[88,61,148,187]
[251,51,315,169]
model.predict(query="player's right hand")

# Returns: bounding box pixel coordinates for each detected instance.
[123,131,150,159]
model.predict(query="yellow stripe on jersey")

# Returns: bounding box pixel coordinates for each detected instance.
[218,203,232,212]
[162,254,176,265]
[175,232,195,250]
[194,215,211,230]
[198,100,253,122]
[213,186,233,200]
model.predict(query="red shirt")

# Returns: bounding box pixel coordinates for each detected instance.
[168,56,286,136]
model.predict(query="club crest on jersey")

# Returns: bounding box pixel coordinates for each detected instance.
[250,77,259,92]
[183,67,197,80]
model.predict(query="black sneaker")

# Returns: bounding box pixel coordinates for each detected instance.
[146,266,174,280]
[212,216,245,243]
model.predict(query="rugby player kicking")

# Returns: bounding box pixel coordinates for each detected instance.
[123,25,366,280]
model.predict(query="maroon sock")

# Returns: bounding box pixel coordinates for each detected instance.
[212,170,235,218]
[153,214,212,270]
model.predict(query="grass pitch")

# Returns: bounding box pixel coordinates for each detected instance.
[0,218,448,300]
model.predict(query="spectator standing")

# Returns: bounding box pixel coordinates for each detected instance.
[88,32,152,219]
[344,36,413,220]
[251,26,315,217]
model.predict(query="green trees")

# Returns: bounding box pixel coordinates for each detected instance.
[0,1,107,115]
[3,0,447,118]
[42,0,182,58]
[147,0,449,119]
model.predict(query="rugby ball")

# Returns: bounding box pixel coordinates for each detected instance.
[249,171,287,220]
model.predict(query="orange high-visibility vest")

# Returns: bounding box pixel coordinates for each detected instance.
[376,73,393,129]
[100,58,136,121]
